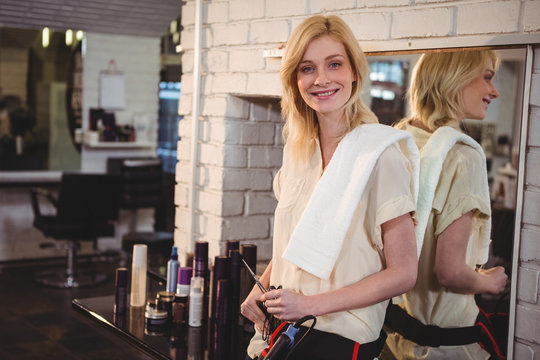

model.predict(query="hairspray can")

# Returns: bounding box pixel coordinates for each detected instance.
[166,246,180,293]
[177,266,192,297]
[188,276,204,327]
[130,244,147,307]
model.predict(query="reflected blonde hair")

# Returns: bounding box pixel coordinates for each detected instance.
[280,14,377,163]
[397,50,499,131]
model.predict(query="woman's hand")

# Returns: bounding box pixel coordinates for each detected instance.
[240,285,267,332]
[476,266,508,294]
[261,288,314,322]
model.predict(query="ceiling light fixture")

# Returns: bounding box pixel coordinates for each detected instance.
[65,29,73,46]
[42,27,50,48]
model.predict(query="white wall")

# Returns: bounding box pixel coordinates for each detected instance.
[177,0,540,356]
[81,33,160,172]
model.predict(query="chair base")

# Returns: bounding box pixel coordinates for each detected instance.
[34,270,107,288]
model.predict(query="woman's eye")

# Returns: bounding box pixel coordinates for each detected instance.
[300,66,314,73]
[329,62,341,69]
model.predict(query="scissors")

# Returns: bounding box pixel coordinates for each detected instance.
[241,258,267,293]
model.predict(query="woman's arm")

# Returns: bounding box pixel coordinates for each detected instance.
[434,211,507,295]
[240,260,273,331]
[262,213,417,321]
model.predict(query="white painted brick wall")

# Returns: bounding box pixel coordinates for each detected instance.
[249,20,289,44]
[241,123,277,145]
[365,0,409,6]
[250,101,282,122]
[528,108,540,147]
[456,1,520,35]
[198,190,244,216]
[310,0,356,12]
[246,193,278,215]
[246,72,282,96]
[523,1,540,32]
[248,147,283,168]
[229,49,266,72]
[515,304,540,344]
[222,215,270,240]
[210,73,248,93]
[514,341,535,360]
[341,12,392,40]
[520,228,540,262]
[205,50,228,73]
[392,7,452,38]
[229,0,265,21]
[212,22,249,46]
[265,0,306,18]
[526,150,540,186]
[201,95,250,118]
[523,190,540,227]
[199,143,247,167]
[530,74,540,107]
[206,1,229,24]
[518,266,540,303]
[222,168,274,191]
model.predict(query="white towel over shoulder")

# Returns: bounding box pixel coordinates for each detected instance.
[415,126,491,264]
[282,124,420,280]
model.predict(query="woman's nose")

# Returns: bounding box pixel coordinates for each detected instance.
[314,71,329,86]
[490,86,499,99]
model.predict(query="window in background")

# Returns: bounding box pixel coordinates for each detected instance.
[367,60,409,126]
[157,81,181,174]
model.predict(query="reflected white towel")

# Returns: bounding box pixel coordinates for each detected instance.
[282,124,420,280]
[416,126,491,264]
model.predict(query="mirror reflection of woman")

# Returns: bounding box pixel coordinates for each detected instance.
[240,14,419,360]
[384,51,508,360]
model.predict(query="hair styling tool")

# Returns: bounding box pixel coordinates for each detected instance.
[260,315,317,360]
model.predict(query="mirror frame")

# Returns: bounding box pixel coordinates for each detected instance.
[364,43,535,359]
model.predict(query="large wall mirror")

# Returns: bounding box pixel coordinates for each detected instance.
[0,27,82,172]
[364,46,527,358]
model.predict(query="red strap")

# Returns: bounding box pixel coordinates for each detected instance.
[352,342,360,359]
[476,321,503,359]
[261,321,289,357]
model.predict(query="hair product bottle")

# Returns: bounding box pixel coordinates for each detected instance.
[177,266,192,296]
[188,276,204,327]
[114,267,128,316]
[166,246,179,293]
[130,244,147,307]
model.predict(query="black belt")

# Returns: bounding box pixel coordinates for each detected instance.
[384,303,482,347]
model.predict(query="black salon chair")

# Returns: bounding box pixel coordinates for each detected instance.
[30,173,121,288]
[107,157,174,270]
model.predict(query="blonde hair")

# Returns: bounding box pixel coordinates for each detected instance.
[280,14,377,163]
[397,50,499,131]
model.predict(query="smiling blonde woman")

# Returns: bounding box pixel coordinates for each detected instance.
[240,14,420,360]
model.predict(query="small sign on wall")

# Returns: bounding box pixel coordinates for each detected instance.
[99,59,125,110]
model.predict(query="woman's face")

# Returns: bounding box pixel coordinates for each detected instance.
[459,63,499,121]
[296,35,356,119]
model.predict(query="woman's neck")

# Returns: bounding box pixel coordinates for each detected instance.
[410,118,432,133]
[317,111,346,169]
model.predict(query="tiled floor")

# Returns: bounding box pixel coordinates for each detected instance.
[0,256,153,360]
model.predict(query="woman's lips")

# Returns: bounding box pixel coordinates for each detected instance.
[312,89,338,97]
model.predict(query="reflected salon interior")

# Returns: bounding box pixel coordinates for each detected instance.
[1,1,539,360]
